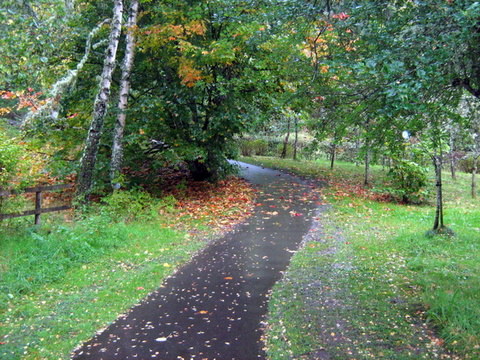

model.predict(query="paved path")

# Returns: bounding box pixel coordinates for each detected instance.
[72,162,324,360]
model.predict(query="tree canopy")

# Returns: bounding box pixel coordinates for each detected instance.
[1,0,479,205]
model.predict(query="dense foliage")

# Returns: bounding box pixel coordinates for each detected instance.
[0,0,479,201]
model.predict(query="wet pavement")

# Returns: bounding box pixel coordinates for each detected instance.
[71,161,324,360]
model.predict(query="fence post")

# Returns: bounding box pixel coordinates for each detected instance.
[35,191,42,225]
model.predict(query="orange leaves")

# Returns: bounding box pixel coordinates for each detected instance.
[1,90,17,99]
[0,88,45,113]
[143,21,206,42]
[170,176,255,231]
[178,59,203,87]
[313,96,325,102]
[332,12,350,20]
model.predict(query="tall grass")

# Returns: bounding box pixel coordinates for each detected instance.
[0,190,205,359]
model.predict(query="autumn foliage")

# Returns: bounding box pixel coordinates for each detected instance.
[168,176,255,231]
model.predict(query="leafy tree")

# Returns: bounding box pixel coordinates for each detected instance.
[124,0,314,180]
[0,0,75,92]
[303,0,479,232]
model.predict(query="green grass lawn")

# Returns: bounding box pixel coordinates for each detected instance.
[243,156,480,359]
[0,217,205,359]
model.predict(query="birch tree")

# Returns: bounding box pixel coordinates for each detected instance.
[76,0,124,202]
[110,0,139,187]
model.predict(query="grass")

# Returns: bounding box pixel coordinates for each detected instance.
[0,180,254,359]
[242,156,480,359]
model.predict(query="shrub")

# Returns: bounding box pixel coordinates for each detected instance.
[0,134,40,215]
[239,139,253,156]
[0,135,30,189]
[252,139,269,155]
[383,159,430,204]
[458,155,479,174]
[239,139,269,156]
[99,189,177,222]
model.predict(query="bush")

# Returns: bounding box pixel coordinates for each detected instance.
[239,139,269,156]
[382,159,430,204]
[0,135,30,189]
[99,189,177,222]
[0,134,37,215]
[458,155,479,174]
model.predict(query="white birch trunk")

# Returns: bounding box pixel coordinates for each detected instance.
[110,0,139,186]
[77,0,124,202]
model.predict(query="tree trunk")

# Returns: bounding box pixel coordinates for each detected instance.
[364,148,370,186]
[76,0,124,202]
[354,128,360,167]
[293,116,298,160]
[281,117,291,159]
[110,0,139,187]
[330,142,336,170]
[449,130,456,180]
[432,154,444,230]
[472,155,479,199]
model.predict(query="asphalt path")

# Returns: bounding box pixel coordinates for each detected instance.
[72,161,323,360]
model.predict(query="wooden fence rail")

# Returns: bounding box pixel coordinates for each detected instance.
[0,184,74,225]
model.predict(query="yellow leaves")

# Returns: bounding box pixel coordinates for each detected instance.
[0,107,11,116]
[185,20,206,36]
[320,65,330,73]
[142,20,206,45]
[178,58,203,87]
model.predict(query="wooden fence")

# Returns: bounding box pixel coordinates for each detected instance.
[0,184,74,225]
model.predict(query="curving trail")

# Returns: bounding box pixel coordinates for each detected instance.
[72,161,325,360]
